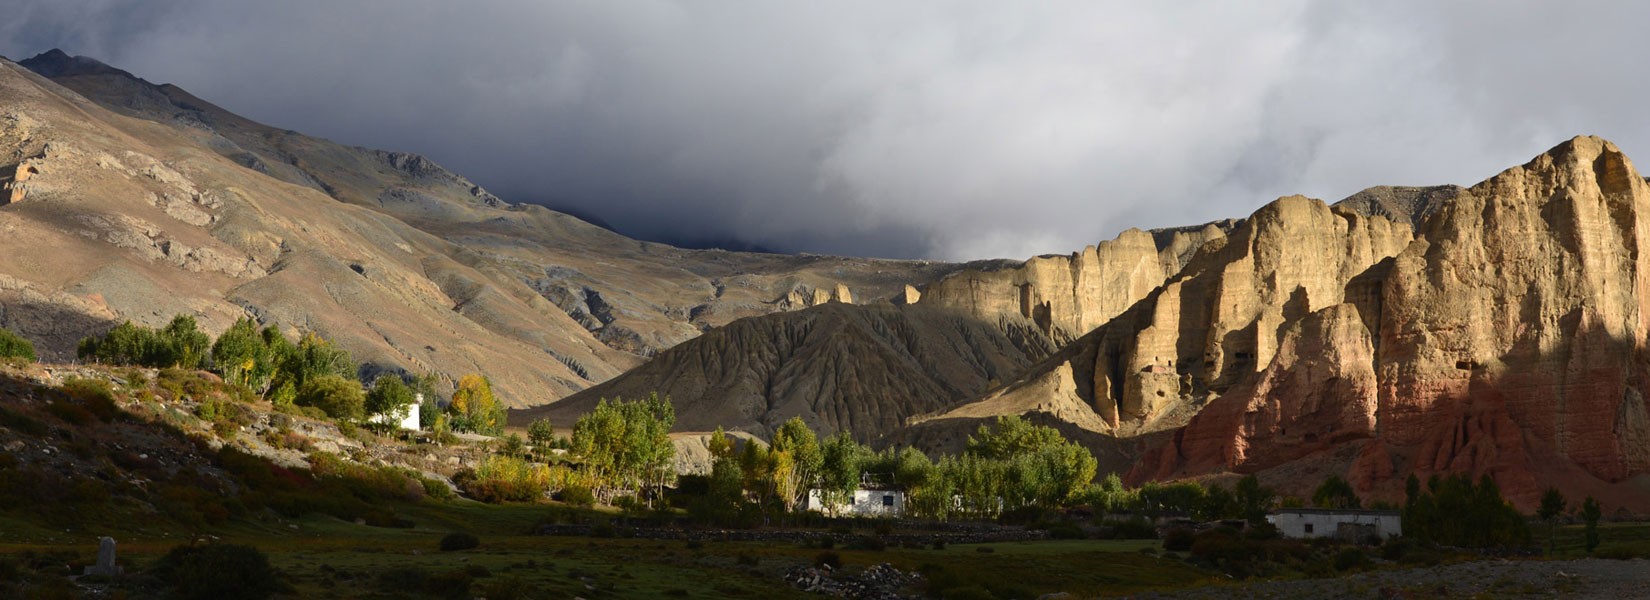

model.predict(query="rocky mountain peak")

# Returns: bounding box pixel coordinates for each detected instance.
[19,49,133,79]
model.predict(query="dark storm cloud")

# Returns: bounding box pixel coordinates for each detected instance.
[5,1,1650,260]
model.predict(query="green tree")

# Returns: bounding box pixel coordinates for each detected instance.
[449,374,505,435]
[0,326,36,362]
[1538,487,1566,553]
[365,375,416,426]
[411,373,443,429]
[1401,473,1529,547]
[1235,474,1275,525]
[569,394,676,505]
[1092,472,1135,514]
[295,374,365,421]
[691,450,746,525]
[79,315,210,369]
[280,332,354,390]
[162,314,211,370]
[1199,483,1239,521]
[817,431,869,516]
[500,433,527,458]
[1582,496,1602,553]
[527,417,555,448]
[1312,475,1361,509]
[770,417,823,510]
[707,426,734,460]
[211,318,276,393]
[966,415,1063,459]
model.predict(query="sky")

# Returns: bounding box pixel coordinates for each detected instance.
[4,1,1648,261]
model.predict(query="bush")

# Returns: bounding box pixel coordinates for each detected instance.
[560,484,595,507]
[1106,517,1159,540]
[813,551,841,569]
[152,544,283,600]
[61,378,120,421]
[295,375,365,421]
[1163,527,1196,552]
[45,398,92,425]
[0,327,35,362]
[440,532,480,552]
[1595,547,1639,560]
[1333,548,1369,572]
[460,455,551,503]
[426,569,474,599]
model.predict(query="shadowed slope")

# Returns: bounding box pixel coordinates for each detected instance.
[516,302,1057,444]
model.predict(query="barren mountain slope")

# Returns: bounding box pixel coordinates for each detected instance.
[0,58,638,404]
[0,51,975,407]
[517,302,1058,444]
[16,50,974,364]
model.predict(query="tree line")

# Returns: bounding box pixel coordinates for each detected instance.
[75,314,505,435]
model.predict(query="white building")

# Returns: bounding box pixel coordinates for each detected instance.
[370,395,421,431]
[1267,508,1401,542]
[805,486,906,518]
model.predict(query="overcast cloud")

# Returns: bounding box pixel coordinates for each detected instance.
[4,1,1648,260]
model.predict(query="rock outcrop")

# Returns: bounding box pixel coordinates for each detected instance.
[1332,185,1463,227]
[916,195,1411,437]
[1131,137,1650,510]
[917,228,1170,342]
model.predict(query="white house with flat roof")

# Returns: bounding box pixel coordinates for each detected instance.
[1267,508,1401,542]
[805,486,905,517]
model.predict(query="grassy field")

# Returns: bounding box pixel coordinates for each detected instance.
[0,500,1218,599]
[9,500,1650,598]
[1547,520,1650,558]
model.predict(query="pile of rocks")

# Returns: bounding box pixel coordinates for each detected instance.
[784,563,922,599]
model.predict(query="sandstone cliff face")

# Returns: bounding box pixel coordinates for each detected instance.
[518,303,1057,444]
[917,228,1170,342]
[1131,137,1650,510]
[917,195,1412,443]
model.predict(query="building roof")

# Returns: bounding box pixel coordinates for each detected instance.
[1269,508,1400,516]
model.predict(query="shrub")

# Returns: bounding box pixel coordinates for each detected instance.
[0,406,46,437]
[61,378,120,421]
[461,455,550,503]
[1163,527,1196,552]
[560,484,595,507]
[813,551,841,569]
[440,532,480,552]
[152,544,283,600]
[478,577,532,600]
[1107,517,1160,540]
[426,569,474,599]
[0,327,35,362]
[45,398,92,425]
[295,375,365,421]
[1595,547,1638,560]
[1333,548,1369,572]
